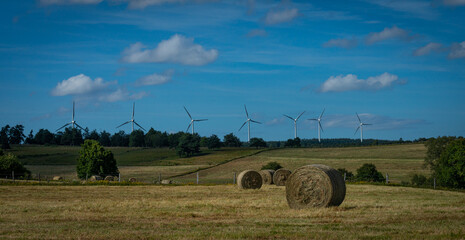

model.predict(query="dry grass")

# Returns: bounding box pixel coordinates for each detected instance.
[0,184,464,239]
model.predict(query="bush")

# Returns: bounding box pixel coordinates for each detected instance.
[176,134,200,157]
[261,162,282,171]
[284,138,301,148]
[0,153,31,179]
[206,134,222,149]
[250,138,267,148]
[411,174,430,187]
[337,168,354,181]
[355,163,385,182]
[434,138,465,188]
[76,140,119,179]
[223,133,242,147]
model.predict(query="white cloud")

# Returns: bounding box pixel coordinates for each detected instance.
[367,0,436,19]
[121,0,215,9]
[442,0,465,6]
[51,74,146,102]
[448,41,465,59]
[413,42,443,56]
[319,72,403,92]
[323,38,357,49]
[40,0,102,5]
[247,29,267,38]
[135,69,174,86]
[51,74,113,96]
[265,8,299,25]
[365,26,413,45]
[121,34,218,66]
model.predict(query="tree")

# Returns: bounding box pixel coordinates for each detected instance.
[34,129,54,145]
[223,133,242,147]
[168,132,185,149]
[25,130,35,144]
[250,138,267,148]
[9,125,25,144]
[129,130,145,147]
[284,137,301,148]
[1,125,10,149]
[176,133,200,157]
[337,168,354,181]
[76,140,119,179]
[60,128,83,146]
[0,153,31,179]
[261,161,282,171]
[206,134,222,149]
[98,131,111,146]
[145,128,168,148]
[111,131,129,147]
[86,130,100,141]
[355,163,385,182]
[424,136,457,170]
[434,138,465,188]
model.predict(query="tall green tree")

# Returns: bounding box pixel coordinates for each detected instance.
[206,134,222,149]
[98,131,111,146]
[250,137,267,148]
[0,153,31,179]
[60,128,83,146]
[9,125,25,144]
[434,138,465,188]
[25,130,35,144]
[223,133,242,147]
[34,129,55,145]
[424,136,457,170]
[176,133,200,157]
[0,125,10,149]
[129,130,145,147]
[111,131,129,146]
[76,140,118,179]
[355,163,385,182]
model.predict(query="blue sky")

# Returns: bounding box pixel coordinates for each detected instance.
[1,0,464,141]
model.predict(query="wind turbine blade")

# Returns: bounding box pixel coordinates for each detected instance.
[56,123,70,132]
[296,111,305,120]
[363,123,373,126]
[134,121,146,131]
[283,114,294,121]
[74,122,87,132]
[238,121,247,131]
[186,122,192,132]
[244,105,249,118]
[73,101,75,120]
[132,102,135,118]
[116,121,131,128]
[250,119,262,124]
[319,122,324,132]
[308,118,318,121]
[195,119,208,122]
[183,106,192,120]
[319,108,325,119]
[356,112,361,123]
[354,126,360,135]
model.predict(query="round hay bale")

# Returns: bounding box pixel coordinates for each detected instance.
[237,170,262,189]
[53,176,63,181]
[161,179,172,185]
[89,175,102,181]
[259,169,275,185]
[273,169,291,186]
[128,177,137,183]
[285,164,346,209]
[104,176,114,181]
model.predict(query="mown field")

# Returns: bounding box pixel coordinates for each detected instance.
[1,184,464,239]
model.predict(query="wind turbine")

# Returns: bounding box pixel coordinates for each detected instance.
[56,101,87,132]
[354,113,372,143]
[239,105,261,142]
[184,106,208,134]
[308,108,325,143]
[116,102,146,133]
[283,111,305,139]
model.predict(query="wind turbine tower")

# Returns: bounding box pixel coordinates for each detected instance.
[116,102,146,133]
[239,105,261,142]
[283,111,305,139]
[56,101,87,132]
[308,108,325,142]
[354,113,372,143]
[184,106,208,134]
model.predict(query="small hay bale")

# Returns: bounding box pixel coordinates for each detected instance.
[161,180,172,185]
[273,169,291,186]
[237,170,262,189]
[128,177,137,183]
[259,169,275,185]
[53,176,63,181]
[285,164,346,209]
[89,175,102,181]
[104,176,114,181]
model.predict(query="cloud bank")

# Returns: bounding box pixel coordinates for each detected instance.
[448,41,465,59]
[52,74,146,102]
[121,34,218,66]
[135,69,174,86]
[265,8,299,25]
[365,26,413,45]
[413,42,443,56]
[319,72,403,92]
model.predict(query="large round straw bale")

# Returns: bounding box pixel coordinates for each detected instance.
[273,169,291,186]
[128,177,137,182]
[286,164,346,209]
[104,176,114,181]
[53,176,63,181]
[237,170,262,189]
[161,179,172,185]
[89,175,102,181]
[259,169,275,185]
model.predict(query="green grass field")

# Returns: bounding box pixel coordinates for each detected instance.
[1,184,464,239]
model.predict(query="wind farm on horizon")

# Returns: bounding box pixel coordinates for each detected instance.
[56,101,374,143]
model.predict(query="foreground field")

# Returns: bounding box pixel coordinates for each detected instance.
[1,184,464,239]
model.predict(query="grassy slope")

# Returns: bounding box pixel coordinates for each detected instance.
[174,144,428,184]
[1,184,464,239]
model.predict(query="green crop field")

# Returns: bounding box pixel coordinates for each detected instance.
[1,184,464,239]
